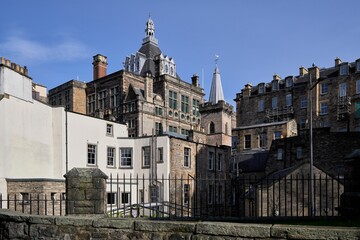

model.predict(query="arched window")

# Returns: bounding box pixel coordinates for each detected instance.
[209,122,215,134]
[225,122,228,135]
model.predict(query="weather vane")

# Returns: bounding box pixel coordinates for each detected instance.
[215,54,220,65]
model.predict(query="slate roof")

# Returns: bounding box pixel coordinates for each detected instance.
[236,150,268,173]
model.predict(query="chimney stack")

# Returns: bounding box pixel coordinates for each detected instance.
[335,57,342,66]
[273,74,281,81]
[93,54,108,80]
[299,66,308,76]
[191,74,199,87]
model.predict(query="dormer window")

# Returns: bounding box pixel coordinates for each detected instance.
[340,64,348,76]
[272,81,279,91]
[285,77,293,88]
[258,83,265,94]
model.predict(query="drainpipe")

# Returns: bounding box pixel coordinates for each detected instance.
[65,109,68,173]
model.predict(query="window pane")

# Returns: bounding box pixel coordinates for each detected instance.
[107,147,115,167]
[143,146,150,167]
[120,148,132,167]
[184,147,191,167]
[87,144,96,165]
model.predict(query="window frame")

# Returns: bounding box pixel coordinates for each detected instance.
[106,124,113,136]
[272,81,279,91]
[244,135,251,149]
[356,80,360,94]
[285,78,293,88]
[217,153,222,171]
[98,90,107,109]
[181,95,189,113]
[320,102,328,115]
[300,96,307,109]
[142,146,151,168]
[259,132,267,148]
[157,147,164,163]
[208,152,214,171]
[169,90,178,110]
[183,184,190,206]
[87,144,97,166]
[120,148,132,168]
[258,99,264,112]
[272,96,278,109]
[339,82,347,97]
[320,82,328,95]
[286,94,292,107]
[107,146,116,167]
[274,131,282,140]
[121,192,131,205]
[107,192,116,205]
[340,64,348,76]
[184,147,191,167]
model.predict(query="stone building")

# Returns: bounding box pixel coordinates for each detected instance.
[48,17,234,148]
[48,79,87,114]
[232,57,360,176]
[235,58,360,133]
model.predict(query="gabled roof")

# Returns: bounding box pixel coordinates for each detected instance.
[125,84,144,102]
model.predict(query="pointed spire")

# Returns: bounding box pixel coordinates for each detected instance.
[208,56,225,104]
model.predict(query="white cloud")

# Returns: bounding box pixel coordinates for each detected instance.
[0,35,89,64]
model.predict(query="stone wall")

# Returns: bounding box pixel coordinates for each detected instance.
[1,209,359,240]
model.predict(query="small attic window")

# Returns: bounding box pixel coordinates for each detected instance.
[285,77,293,88]
[356,61,360,72]
[258,83,265,94]
[340,64,348,76]
[272,81,279,91]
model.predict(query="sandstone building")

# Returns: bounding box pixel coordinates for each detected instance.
[48,17,234,148]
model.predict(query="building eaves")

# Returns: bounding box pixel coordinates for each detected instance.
[233,120,291,131]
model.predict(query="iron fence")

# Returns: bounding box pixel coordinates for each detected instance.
[0,174,347,219]
[106,173,346,219]
[0,193,65,216]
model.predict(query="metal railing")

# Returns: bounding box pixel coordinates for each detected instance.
[0,193,65,216]
[106,173,346,219]
[0,174,346,219]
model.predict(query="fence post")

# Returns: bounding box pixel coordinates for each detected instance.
[64,168,108,216]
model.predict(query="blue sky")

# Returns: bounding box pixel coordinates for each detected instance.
[1,1,360,106]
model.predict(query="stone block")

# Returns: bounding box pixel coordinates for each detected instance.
[93,218,134,229]
[56,217,93,226]
[7,222,28,238]
[74,206,94,214]
[86,189,103,200]
[135,220,195,233]
[93,178,106,189]
[271,224,360,240]
[67,189,85,201]
[75,200,94,208]
[196,222,271,238]
[94,200,106,214]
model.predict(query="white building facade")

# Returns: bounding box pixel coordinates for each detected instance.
[0,58,171,209]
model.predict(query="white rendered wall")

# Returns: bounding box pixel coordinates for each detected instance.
[0,95,60,196]
[0,67,32,102]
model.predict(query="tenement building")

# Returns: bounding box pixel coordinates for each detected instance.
[235,57,360,134]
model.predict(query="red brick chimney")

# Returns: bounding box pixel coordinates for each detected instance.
[92,54,107,80]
